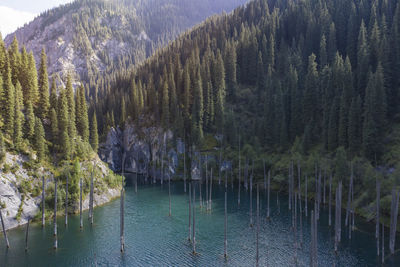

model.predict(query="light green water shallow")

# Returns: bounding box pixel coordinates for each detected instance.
[1,175,399,266]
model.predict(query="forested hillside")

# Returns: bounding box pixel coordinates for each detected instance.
[92,0,400,218]
[5,0,248,83]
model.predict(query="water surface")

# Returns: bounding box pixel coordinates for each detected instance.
[1,175,399,266]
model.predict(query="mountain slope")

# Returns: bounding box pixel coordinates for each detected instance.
[4,0,248,82]
[92,0,400,220]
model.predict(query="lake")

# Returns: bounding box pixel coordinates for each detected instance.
[1,174,399,266]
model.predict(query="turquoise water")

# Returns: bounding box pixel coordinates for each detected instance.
[1,175,399,266]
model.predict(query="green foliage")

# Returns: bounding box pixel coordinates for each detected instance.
[38,48,50,120]
[34,117,45,162]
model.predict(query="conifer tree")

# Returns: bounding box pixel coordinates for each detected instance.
[3,55,15,137]
[191,68,204,144]
[65,74,76,139]
[303,54,319,135]
[58,89,70,160]
[26,53,39,105]
[8,36,21,86]
[13,82,24,149]
[34,116,45,161]
[120,96,126,127]
[0,131,5,162]
[90,112,99,153]
[38,48,50,120]
[348,95,362,155]
[50,76,58,111]
[161,80,170,128]
[50,108,58,145]
[357,20,370,98]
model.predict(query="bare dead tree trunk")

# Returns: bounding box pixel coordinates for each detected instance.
[277,191,280,215]
[65,174,69,226]
[42,176,45,227]
[89,171,94,225]
[169,167,171,217]
[288,165,292,211]
[244,158,248,191]
[209,169,213,211]
[188,182,191,241]
[80,176,83,229]
[294,191,297,263]
[250,163,253,227]
[224,187,228,260]
[54,178,58,249]
[317,168,321,221]
[345,165,353,227]
[120,187,125,252]
[256,184,259,267]
[389,189,399,255]
[0,208,9,248]
[335,182,342,253]
[299,191,303,247]
[382,222,385,264]
[376,179,380,256]
[205,155,208,210]
[25,219,30,251]
[305,175,308,217]
[238,136,241,205]
[323,168,326,205]
[199,157,203,209]
[231,165,234,190]
[193,183,196,254]
[328,174,332,226]
[184,140,186,193]
[219,150,222,186]
[267,170,270,219]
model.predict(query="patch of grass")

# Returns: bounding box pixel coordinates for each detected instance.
[2,163,11,173]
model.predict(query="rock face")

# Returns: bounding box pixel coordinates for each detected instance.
[100,123,178,177]
[0,153,120,230]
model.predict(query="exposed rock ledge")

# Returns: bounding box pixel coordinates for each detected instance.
[0,153,120,231]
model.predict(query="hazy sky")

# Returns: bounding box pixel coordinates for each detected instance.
[0,0,73,37]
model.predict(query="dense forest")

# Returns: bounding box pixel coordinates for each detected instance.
[0,34,98,164]
[91,0,400,219]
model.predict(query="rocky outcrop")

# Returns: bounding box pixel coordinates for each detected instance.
[0,153,120,230]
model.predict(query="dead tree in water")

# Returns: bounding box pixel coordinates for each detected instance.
[25,219,30,251]
[328,174,332,226]
[209,169,213,211]
[169,166,171,217]
[80,176,83,229]
[219,149,222,185]
[193,183,196,254]
[277,191,280,215]
[323,169,326,205]
[244,158,248,191]
[224,187,228,259]
[0,208,9,248]
[54,178,58,249]
[199,157,203,209]
[267,170,271,219]
[299,191,303,247]
[310,210,317,267]
[293,191,297,263]
[334,182,342,253]
[263,160,267,203]
[249,163,253,227]
[188,183,192,241]
[42,176,45,227]
[120,187,125,252]
[238,136,241,205]
[345,165,353,227]
[376,179,380,256]
[89,171,94,225]
[184,140,186,193]
[231,165,234,190]
[305,175,308,217]
[389,189,399,255]
[65,174,69,226]
[205,155,208,209]
[256,184,259,266]
[382,222,385,264]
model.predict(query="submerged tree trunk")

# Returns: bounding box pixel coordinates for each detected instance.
[224,188,228,259]
[0,208,9,248]
[188,183,192,241]
[120,187,125,252]
[206,155,208,210]
[54,178,58,249]
[209,169,213,211]
[65,174,69,226]
[382,222,385,264]
[335,182,342,252]
[376,179,380,256]
[345,166,353,227]
[193,183,196,254]
[80,176,83,229]
[299,191,303,247]
[238,137,241,205]
[169,169,171,217]
[389,189,399,255]
[305,175,308,217]
[89,171,94,224]
[267,170,271,219]
[42,176,45,227]
[256,184,259,266]
[328,174,332,226]
[25,219,30,251]
[250,164,253,227]
[184,141,186,193]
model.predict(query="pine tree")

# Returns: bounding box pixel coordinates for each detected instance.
[224,41,237,101]
[90,112,99,153]
[58,88,70,160]
[50,108,58,145]
[357,20,370,98]
[120,96,126,127]
[319,34,328,68]
[24,100,35,142]
[34,116,45,161]
[191,68,204,144]
[3,55,15,137]
[0,131,5,162]
[65,74,76,139]
[38,48,50,120]
[328,98,339,151]
[26,52,39,105]
[76,85,89,142]
[8,36,21,86]
[50,76,58,111]
[214,50,226,133]
[13,82,24,149]
[303,54,319,136]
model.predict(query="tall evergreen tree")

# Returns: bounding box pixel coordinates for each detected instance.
[38,48,50,120]
[90,112,99,153]
[13,82,24,149]
[34,116,45,161]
